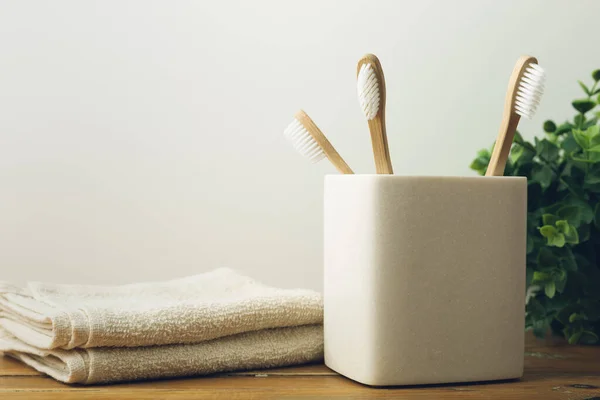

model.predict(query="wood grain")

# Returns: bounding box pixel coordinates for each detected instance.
[2,336,599,399]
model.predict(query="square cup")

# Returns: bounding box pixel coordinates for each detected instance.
[324,175,527,386]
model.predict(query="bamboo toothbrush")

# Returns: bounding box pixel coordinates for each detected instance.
[356,54,393,174]
[486,56,546,176]
[283,110,354,174]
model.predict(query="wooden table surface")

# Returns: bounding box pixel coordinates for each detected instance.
[1,336,599,399]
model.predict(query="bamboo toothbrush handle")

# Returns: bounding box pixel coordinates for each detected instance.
[486,113,520,177]
[328,151,354,174]
[486,55,537,177]
[368,116,393,174]
[295,110,354,174]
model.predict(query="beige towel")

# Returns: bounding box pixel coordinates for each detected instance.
[0,269,324,384]
[0,268,323,349]
[0,325,324,384]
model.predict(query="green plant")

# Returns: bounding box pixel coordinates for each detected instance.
[471,69,600,344]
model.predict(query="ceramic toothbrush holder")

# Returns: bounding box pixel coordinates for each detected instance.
[324,175,527,386]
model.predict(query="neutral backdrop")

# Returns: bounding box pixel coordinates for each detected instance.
[1,0,598,289]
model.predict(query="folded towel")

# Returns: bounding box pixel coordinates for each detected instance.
[0,268,323,349]
[0,325,324,384]
[0,268,324,384]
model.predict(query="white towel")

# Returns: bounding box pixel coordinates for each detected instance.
[0,268,323,349]
[0,268,324,384]
[0,325,324,384]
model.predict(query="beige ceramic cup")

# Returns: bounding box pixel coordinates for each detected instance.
[323,175,527,386]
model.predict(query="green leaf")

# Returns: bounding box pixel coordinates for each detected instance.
[571,152,600,164]
[539,225,557,238]
[556,206,582,227]
[584,180,600,191]
[555,275,567,293]
[586,125,600,141]
[516,150,535,167]
[587,125,600,144]
[513,131,524,143]
[557,304,580,324]
[543,120,557,133]
[569,158,590,172]
[556,267,567,282]
[548,233,566,247]
[555,122,574,136]
[568,330,582,344]
[532,164,553,189]
[477,149,490,158]
[543,203,564,215]
[583,117,598,129]
[569,313,581,323]
[510,145,524,165]
[535,139,560,162]
[561,132,579,154]
[572,129,591,149]
[563,224,579,244]
[565,196,594,224]
[470,149,490,175]
[559,247,577,271]
[545,281,556,298]
[578,80,591,96]
[584,166,600,191]
[559,176,584,196]
[585,164,600,181]
[593,69,600,82]
[469,157,488,174]
[572,99,596,114]
[542,214,557,226]
[555,220,570,234]
[533,271,551,282]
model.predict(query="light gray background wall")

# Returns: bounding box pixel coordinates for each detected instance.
[1,0,598,289]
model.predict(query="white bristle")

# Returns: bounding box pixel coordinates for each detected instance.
[515,63,545,119]
[357,63,380,120]
[283,118,325,164]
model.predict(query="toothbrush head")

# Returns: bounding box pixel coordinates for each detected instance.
[283,111,326,164]
[514,61,545,119]
[485,56,545,177]
[356,54,386,121]
[283,110,354,173]
[357,64,380,120]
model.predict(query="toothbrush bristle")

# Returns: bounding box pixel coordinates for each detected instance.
[283,118,326,164]
[515,63,545,119]
[357,63,380,120]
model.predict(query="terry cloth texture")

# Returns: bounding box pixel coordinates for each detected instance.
[0,268,323,349]
[0,325,323,384]
[0,268,324,384]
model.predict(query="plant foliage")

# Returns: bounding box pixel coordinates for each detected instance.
[471,69,600,344]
